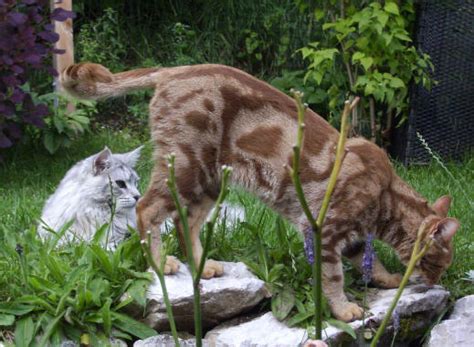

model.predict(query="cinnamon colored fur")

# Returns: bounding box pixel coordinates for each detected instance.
[60,63,460,322]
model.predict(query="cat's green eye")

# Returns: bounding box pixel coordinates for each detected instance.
[115,180,126,188]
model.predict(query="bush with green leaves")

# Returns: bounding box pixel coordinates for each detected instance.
[0,226,156,346]
[298,0,433,142]
[37,93,97,154]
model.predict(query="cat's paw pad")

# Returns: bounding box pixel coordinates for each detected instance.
[201,259,224,279]
[375,273,403,289]
[332,302,364,322]
[163,255,180,275]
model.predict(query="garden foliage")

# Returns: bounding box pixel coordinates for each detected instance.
[0,0,75,150]
[0,226,156,345]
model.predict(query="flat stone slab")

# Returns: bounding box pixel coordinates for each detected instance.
[427,294,474,347]
[144,261,269,331]
[204,284,449,347]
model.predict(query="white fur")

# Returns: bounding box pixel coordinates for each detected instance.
[39,146,142,249]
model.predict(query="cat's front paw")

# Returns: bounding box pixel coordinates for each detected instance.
[331,302,364,322]
[374,273,403,289]
[201,259,224,279]
[163,255,180,275]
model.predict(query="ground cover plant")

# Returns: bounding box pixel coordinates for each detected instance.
[1,130,472,344]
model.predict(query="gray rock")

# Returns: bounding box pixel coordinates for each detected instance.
[60,338,126,347]
[205,285,449,347]
[427,295,474,347]
[134,335,210,347]
[144,261,269,331]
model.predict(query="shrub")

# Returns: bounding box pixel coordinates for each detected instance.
[0,0,75,150]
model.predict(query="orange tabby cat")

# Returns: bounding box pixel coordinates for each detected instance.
[60,63,459,322]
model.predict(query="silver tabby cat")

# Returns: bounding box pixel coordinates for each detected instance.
[39,146,142,249]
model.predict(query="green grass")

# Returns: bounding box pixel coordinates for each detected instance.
[1,130,472,341]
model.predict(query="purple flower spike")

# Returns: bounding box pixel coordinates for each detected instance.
[304,229,315,265]
[362,233,375,284]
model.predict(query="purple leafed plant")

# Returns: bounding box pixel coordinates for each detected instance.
[0,0,75,149]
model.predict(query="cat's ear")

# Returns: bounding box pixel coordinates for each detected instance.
[93,147,112,175]
[430,217,459,245]
[431,195,452,217]
[117,146,143,168]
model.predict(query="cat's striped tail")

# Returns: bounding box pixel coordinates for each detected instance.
[60,63,161,100]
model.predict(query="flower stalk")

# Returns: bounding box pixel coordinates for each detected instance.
[141,234,179,346]
[165,154,232,347]
[289,91,359,339]
[370,221,433,347]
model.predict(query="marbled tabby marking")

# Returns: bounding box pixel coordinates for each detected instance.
[60,62,460,322]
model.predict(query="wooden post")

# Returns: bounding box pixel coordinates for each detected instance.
[51,0,74,112]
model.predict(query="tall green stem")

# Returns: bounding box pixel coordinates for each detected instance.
[370,222,433,347]
[290,91,359,339]
[141,237,179,346]
[166,155,232,347]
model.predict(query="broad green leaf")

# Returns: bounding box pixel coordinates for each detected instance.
[0,303,34,315]
[378,12,389,27]
[384,2,400,15]
[394,32,412,42]
[390,77,405,89]
[327,318,357,339]
[271,288,295,321]
[360,57,374,70]
[111,312,157,339]
[287,311,313,327]
[352,52,365,61]
[15,316,35,347]
[0,313,15,326]
[127,280,148,307]
[43,131,62,154]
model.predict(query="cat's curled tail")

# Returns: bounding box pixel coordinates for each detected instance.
[60,63,161,100]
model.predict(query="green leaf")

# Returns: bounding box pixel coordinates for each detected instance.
[287,311,314,327]
[38,312,65,347]
[327,318,357,339]
[111,312,157,339]
[0,303,35,315]
[53,116,65,134]
[101,298,112,336]
[0,313,15,326]
[384,2,400,15]
[390,77,405,89]
[43,131,62,154]
[271,288,295,321]
[314,9,324,20]
[127,280,148,307]
[360,57,374,70]
[352,52,365,61]
[15,316,35,347]
[394,32,412,42]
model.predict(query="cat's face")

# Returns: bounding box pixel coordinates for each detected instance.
[91,146,142,212]
[415,196,459,285]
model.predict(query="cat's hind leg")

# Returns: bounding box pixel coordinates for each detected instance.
[343,240,402,289]
[174,196,224,279]
[137,176,180,274]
